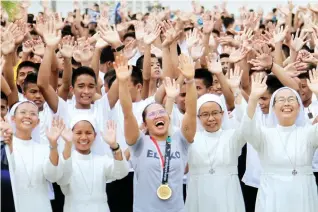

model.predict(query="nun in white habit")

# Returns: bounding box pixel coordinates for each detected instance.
[4,101,63,212]
[242,73,318,212]
[57,115,129,212]
[185,94,245,212]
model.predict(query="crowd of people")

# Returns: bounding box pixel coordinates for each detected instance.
[1,0,318,212]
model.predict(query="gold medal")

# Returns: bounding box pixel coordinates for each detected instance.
[157,184,172,200]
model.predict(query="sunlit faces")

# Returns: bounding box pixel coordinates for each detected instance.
[195,79,211,98]
[17,67,36,87]
[1,98,8,119]
[258,90,271,114]
[144,104,170,137]
[298,78,312,103]
[198,102,224,133]
[150,57,161,79]
[23,83,45,111]
[175,84,186,114]
[71,74,97,106]
[72,121,96,154]
[273,89,300,126]
[211,76,222,96]
[220,57,230,75]
[12,102,40,131]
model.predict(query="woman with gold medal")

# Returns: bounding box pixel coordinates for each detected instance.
[116,54,197,212]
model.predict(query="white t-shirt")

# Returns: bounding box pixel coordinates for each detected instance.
[67,95,111,156]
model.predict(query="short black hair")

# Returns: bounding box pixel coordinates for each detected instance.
[1,91,8,102]
[212,29,220,37]
[100,46,115,64]
[71,66,97,87]
[123,32,136,41]
[220,53,230,59]
[17,61,38,75]
[23,72,38,92]
[298,72,309,79]
[222,17,235,29]
[131,66,143,86]
[135,54,162,70]
[266,75,284,95]
[195,69,213,88]
[104,69,116,89]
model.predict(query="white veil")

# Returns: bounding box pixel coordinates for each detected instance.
[267,87,306,127]
[196,94,232,130]
[8,101,41,141]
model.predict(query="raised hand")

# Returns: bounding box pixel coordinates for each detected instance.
[307,69,318,94]
[284,62,307,78]
[1,30,15,55]
[290,28,309,51]
[250,73,268,99]
[206,53,222,74]
[98,24,121,47]
[95,32,109,50]
[134,21,145,41]
[79,43,94,63]
[59,35,75,58]
[123,40,137,60]
[228,65,243,90]
[113,54,131,81]
[23,40,34,53]
[186,28,200,49]
[46,117,65,145]
[248,44,273,70]
[273,25,289,43]
[32,37,45,56]
[178,54,195,79]
[54,13,65,30]
[228,46,250,63]
[189,42,204,62]
[163,77,180,99]
[102,120,118,149]
[13,19,27,45]
[61,127,73,144]
[144,25,161,45]
[202,14,215,34]
[43,16,62,47]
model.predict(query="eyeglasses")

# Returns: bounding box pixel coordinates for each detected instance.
[147,109,167,119]
[198,111,223,119]
[274,96,297,104]
[16,110,38,117]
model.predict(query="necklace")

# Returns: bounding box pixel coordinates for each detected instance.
[204,131,223,175]
[276,128,298,176]
[75,153,94,195]
[15,141,35,188]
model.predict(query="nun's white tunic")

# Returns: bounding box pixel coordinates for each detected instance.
[57,151,129,212]
[242,114,318,212]
[185,94,246,212]
[185,130,245,212]
[6,136,62,212]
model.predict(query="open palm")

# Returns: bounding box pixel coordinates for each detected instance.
[163,77,180,99]
[307,69,318,94]
[251,73,268,98]
[206,53,222,74]
[114,54,131,81]
[46,117,65,144]
[102,120,117,147]
[178,54,195,79]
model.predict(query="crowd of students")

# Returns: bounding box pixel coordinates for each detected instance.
[1,1,318,212]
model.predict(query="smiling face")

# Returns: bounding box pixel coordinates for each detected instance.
[23,83,45,111]
[198,102,224,132]
[12,102,40,132]
[150,57,161,79]
[71,74,96,107]
[273,89,300,126]
[72,121,96,154]
[211,75,222,96]
[258,90,271,114]
[143,103,170,137]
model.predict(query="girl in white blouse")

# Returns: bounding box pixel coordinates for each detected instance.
[57,115,129,212]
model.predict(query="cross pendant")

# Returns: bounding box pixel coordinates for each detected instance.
[292,169,297,176]
[209,168,215,174]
